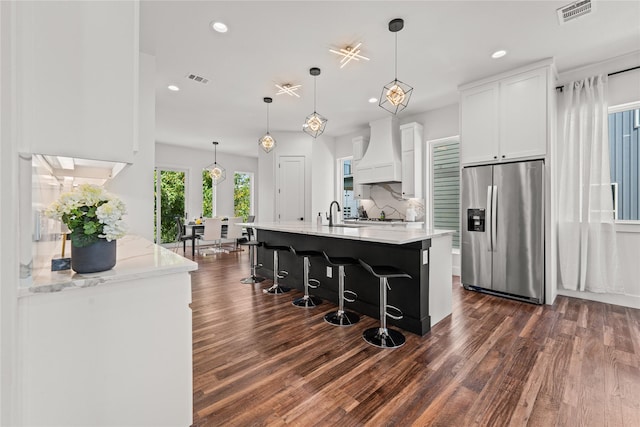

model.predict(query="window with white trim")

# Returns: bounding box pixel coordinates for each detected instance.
[609,102,640,222]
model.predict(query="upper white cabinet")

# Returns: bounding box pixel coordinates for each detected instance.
[400,122,423,199]
[352,137,371,199]
[459,60,554,166]
[17,1,139,163]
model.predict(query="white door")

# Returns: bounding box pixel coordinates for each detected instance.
[277,156,305,221]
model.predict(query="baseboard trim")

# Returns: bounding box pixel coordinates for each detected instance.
[557,288,640,309]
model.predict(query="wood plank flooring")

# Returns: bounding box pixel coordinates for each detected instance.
[190,249,640,426]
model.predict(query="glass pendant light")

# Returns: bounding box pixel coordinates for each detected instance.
[379,18,413,114]
[259,97,276,153]
[206,141,226,185]
[303,67,328,138]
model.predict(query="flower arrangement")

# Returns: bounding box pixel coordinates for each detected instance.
[45,184,127,247]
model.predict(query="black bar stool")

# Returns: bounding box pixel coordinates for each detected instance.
[358,259,411,349]
[289,247,322,308]
[322,252,359,326]
[239,227,265,284]
[262,243,291,294]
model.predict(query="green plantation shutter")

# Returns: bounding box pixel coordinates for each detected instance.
[432,141,460,248]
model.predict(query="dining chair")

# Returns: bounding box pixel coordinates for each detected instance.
[224,217,245,251]
[173,216,200,254]
[199,218,223,255]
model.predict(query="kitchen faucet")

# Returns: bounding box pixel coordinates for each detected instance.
[327,201,341,227]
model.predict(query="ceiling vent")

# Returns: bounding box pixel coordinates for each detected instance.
[185,73,210,84]
[557,0,593,24]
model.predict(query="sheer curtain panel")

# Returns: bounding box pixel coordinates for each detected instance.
[558,75,622,293]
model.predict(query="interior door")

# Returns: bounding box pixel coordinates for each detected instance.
[277,156,305,222]
[461,165,493,289]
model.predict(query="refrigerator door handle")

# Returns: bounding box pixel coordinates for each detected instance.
[491,185,498,253]
[486,185,493,251]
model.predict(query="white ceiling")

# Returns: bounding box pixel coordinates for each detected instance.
[140,0,640,157]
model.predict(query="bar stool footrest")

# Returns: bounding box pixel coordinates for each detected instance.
[363,327,405,349]
[307,278,320,289]
[343,290,357,303]
[324,310,359,326]
[385,305,404,320]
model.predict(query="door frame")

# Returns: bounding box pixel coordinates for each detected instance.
[275,155,305,222]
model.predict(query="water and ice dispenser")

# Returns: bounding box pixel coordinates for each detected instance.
[467,209,485,232]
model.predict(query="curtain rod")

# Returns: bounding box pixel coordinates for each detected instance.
[555,65,640,91]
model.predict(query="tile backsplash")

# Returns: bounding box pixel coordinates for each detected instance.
[359,183,425,221]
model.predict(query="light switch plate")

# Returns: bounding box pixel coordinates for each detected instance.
[326,266,332,278]
[422,249,429,265]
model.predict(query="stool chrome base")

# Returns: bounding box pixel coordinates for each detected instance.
[324,310,360,326]
[263,284,291,294]
[240,275,265,284]
[362,327,406,349]
[292,295,322,308]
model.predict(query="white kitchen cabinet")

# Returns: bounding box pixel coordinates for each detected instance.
[16,1,139,163]
[400,122,424,199]
[352,137,371,199]
[352,160,371,199]
[459,61,553,166]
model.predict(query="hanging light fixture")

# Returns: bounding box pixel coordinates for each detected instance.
[258,97,276,153]
[206,141,226,185]
[379,18,413,115]
[303,67,327,138]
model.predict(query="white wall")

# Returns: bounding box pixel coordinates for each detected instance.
[556,51,640,307]
[0,1,19,424]
[155,143,258,221]
[106,53,156,241]
[257,131,335,223]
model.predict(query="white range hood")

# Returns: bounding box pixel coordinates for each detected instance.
[355,116,402,184]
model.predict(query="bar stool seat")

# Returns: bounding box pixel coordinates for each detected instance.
[289,247,322,308]
[239,239,265,284]
[359,259,411,349]
[322,252,360,326]
[262,243,291,294]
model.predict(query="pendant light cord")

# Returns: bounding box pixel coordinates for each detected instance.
[394,31,398,79]
[314,76,317,113]
[266,103,270,133]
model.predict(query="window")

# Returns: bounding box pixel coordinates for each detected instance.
[234,172,253,220]
[609,104,640,221]
[429,137,460,249]
[154,168,186,244]
[202,169,213,217]
[342,158,357,219]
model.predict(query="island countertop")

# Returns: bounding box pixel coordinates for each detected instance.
[20,235,198,297]
[242,221,454,245]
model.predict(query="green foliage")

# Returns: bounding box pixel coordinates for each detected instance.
[202,169,213,217]
[234,173,251,220]
[154,170,186,243]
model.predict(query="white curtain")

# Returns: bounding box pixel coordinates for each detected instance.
[558,75,622,293]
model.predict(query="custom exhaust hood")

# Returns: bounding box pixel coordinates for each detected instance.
[355,116,402,184]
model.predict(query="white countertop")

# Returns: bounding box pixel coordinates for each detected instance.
[20,235,198,297]
[242,221,454,245]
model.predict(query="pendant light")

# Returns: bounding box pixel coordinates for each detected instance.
[303,67,327,138]
[206,141,226,185]
[379,18,413,115]
[258,97,276,153]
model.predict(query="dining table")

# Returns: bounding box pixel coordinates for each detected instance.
[183,220,229,257]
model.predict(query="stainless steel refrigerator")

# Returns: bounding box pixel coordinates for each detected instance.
[461,160,544,304]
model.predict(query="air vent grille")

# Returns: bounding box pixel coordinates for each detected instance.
[557,0,593,24]
[185,73,210,84]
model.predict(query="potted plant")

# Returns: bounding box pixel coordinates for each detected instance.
[45,184,127,273]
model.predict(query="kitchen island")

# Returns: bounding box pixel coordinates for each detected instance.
[249,222,453,335]
[17,236,196,426]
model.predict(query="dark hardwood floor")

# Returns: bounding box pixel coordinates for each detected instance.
[189,249,640,426]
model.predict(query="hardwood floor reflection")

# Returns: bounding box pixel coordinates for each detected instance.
[190,250,640,426]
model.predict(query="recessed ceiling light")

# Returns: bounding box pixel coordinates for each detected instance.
[491,50,507,59]
[211,21,228,33]
[167,85,180,91]
[368,97,378,103]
